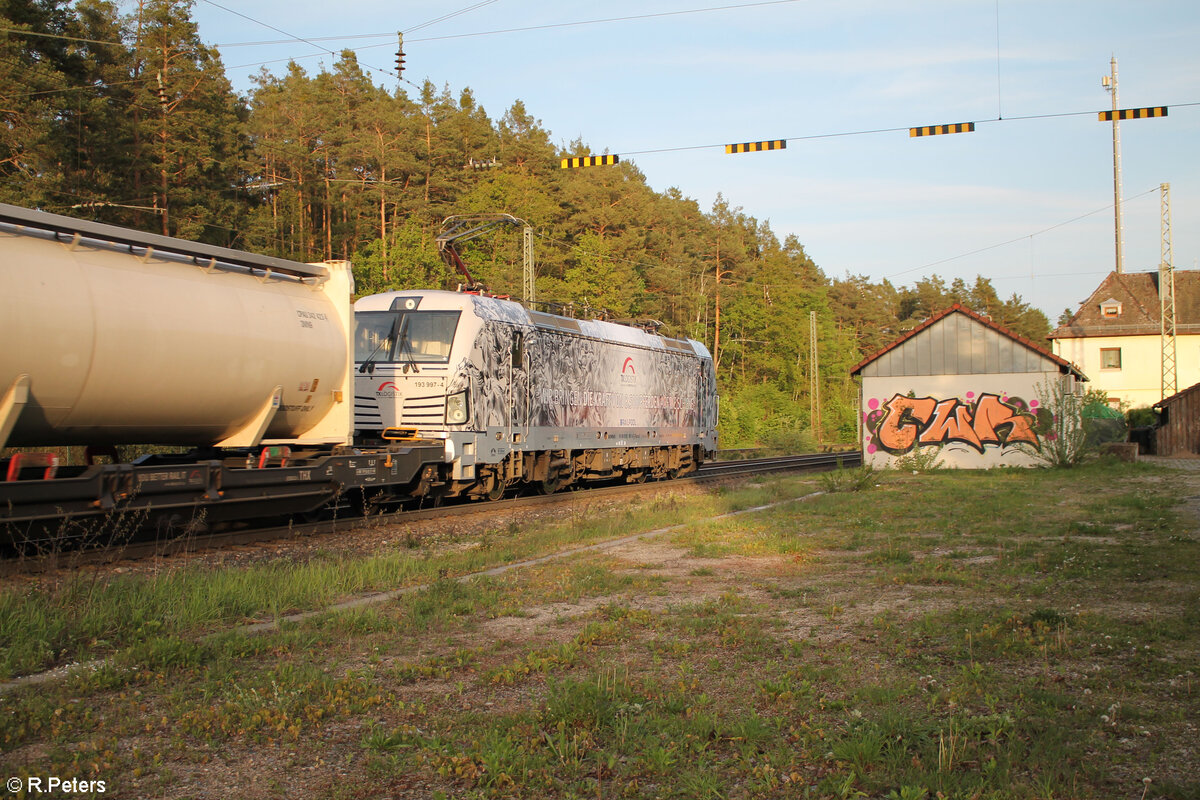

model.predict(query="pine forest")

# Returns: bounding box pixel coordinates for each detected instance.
[0,0,1053,447]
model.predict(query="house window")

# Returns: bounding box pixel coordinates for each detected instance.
[1100,347,1122,369]
[1099,298,1122,318]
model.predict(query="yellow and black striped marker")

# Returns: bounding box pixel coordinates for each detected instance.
[725,140,786,154]
[909,122,975,137]
[561,154,620,168]
[1099,106,1167,121]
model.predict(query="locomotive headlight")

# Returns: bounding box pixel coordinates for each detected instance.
[445,391,469,425]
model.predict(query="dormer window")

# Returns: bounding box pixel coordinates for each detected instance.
[1099,298,1122,318]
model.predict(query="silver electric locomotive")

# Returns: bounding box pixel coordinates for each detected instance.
[353,290,718,499]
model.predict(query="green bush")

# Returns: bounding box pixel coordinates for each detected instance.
[1126,406,1159,428]
[718,383,809,449]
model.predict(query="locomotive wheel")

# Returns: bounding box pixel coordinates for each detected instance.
[485,478,506,502]
[538,474,562,495]
[629,470,647,484]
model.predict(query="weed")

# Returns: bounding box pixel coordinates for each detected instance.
[886,786,930,800]
[687,541,732,559]
[870,537,914,564]
[832,727,884,775]
[5,461,1198,799]
[362,723,424,752]
[894,446,944,473]
[819,465,879,493]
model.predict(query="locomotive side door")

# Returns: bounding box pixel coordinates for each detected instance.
[509,328,529,444]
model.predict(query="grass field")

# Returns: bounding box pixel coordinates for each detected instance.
[1,460,1198,799]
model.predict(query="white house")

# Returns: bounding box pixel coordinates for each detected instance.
[1049,270,1200,410]
[852,304,1086,469]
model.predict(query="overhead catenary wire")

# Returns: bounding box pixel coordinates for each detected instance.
[6,173,1176,324]
[885,186,1161,281]
[402,0,500,36]
[994,0,1003,120]
[6,9,1199,149]
[207,0,807,48]
[17,175,1162,295]
[195,0,420,90]
[616,103,1200,159]
[196,0,338,59]
[202,0,499,89]
[209,0,813,77]
[2,36,1189,285]
[2,6,1192,307]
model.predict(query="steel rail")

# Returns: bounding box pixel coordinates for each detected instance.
[0,451,862,575]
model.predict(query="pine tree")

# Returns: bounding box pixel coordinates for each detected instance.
[0,0,74,204]
[127,0,245,242]
[55,0,138,224]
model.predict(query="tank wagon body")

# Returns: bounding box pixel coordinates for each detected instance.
[353,291,718,499]
[0,204,440,531]
[0,202,353,448]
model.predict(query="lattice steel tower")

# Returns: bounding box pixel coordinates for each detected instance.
[523,225,536,307]
[1160,182,1177,400]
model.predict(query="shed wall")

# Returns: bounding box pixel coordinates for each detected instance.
[860,372,1068,469]
[862,315,1058,378]
[1155,388,1200,455]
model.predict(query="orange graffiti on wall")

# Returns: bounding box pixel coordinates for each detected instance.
[871,392,1040,455]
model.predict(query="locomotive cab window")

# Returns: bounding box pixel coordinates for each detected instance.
[396,311,460,362]
[355,310,461,364]
[355,313,398,362]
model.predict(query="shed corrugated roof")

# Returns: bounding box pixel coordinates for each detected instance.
[850,303,1086,379]
[1049,270,1200,339]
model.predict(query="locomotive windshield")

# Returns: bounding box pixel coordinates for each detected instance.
[354,311,461,364]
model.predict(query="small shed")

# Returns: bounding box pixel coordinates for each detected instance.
[850,304,1087,469]
[1153,381,1200,456]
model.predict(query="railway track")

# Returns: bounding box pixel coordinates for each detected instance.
[699,450,861,479]
[0,451,861,576]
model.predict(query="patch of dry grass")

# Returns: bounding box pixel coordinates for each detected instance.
[2,460,1198,799]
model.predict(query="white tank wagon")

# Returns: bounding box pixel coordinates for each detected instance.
[353,290,719,499]
[0,203,353,449]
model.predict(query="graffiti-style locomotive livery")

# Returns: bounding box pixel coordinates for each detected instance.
[353,291,718,500]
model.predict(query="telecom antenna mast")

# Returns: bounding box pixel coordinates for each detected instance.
[1160,182,1177,400]
[1103,57,1125,274]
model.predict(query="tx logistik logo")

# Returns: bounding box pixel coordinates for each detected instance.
[8,776,107,794]
[619,356,636,385]
[375,380,399,398]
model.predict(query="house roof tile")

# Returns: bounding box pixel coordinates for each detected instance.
[1049,270,1200,339]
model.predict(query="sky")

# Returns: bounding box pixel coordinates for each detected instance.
[187,0,1200,322]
